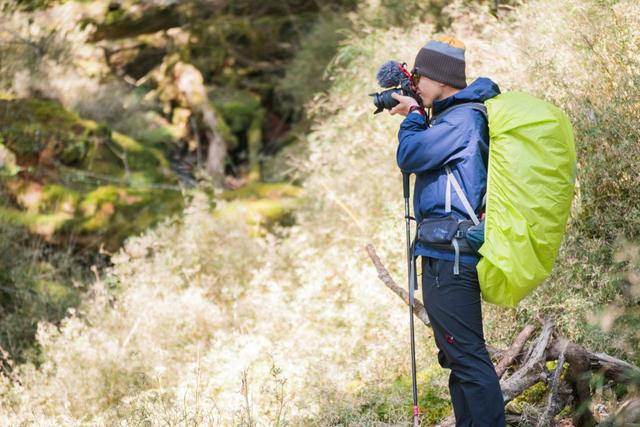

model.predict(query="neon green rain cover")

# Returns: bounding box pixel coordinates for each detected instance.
[477,92,576,307]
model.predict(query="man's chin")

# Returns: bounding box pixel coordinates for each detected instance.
[419,97,432,108]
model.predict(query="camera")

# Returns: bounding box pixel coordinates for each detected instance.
[369,61,422,114]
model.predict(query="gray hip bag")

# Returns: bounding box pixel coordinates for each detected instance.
[416,216,476,255]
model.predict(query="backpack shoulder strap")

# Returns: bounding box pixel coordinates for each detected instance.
[445,165,480,225]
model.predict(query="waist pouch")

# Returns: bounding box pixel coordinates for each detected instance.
[416,216,477,254]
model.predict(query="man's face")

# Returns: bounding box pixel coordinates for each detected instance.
[413,75,443,108]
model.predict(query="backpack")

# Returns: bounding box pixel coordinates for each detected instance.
[443,92,576,307]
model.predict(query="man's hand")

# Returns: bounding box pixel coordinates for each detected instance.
[389,92,419,116]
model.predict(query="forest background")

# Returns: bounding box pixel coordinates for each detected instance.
[0,0,638,425]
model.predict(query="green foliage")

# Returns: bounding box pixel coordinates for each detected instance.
[210,87,264,153]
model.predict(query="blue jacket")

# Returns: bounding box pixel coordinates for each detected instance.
[396,77,501,264]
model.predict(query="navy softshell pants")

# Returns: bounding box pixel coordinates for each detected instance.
[421,256,505,427]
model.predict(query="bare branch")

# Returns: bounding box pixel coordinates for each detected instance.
[537,342,567,427]
[501,318,554,403]
[495,324,535,378]
[365,243,430,326]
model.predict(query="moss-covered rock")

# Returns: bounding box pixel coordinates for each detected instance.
[215,182,303,230]
[0,96,94,161]
[219,181,302,201]
[0,97,183,250]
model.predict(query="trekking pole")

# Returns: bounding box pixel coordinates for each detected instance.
[403,172,420,427]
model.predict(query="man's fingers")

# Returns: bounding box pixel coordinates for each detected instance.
[391,92,399,100]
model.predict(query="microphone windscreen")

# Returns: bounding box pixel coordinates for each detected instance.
[376,60,404,88]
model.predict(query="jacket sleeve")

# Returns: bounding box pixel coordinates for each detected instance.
[396,111,469,174]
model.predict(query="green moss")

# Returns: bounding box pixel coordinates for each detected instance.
[351,369,451,425]
[0,206,72,236]
[0,98,172,182]
[0,142,20,176]
[213,107,238,150]
[215,198,298,226]
[41,184,80,215]
[104,7,126,25]
[213,91,261,134]
[0,98,85,157]
[59,139,89,164]
[220,182,302,201]
[129,112,175,146]
[510,380,550,413]
[117,131,172,178]
[74,185,184,250]
[31,280,75,307]
[213,182,302,230]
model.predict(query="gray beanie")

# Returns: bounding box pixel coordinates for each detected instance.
[412,36,467,89]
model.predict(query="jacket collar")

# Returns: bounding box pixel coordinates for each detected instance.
[431,77,501,115]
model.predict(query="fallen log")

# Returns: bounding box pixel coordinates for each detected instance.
[547,338,640,385]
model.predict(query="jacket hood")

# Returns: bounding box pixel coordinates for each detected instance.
[432,77,501,115]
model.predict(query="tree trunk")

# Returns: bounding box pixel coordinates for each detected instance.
[173,62,227,187]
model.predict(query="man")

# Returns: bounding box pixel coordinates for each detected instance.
[389,36,506,427]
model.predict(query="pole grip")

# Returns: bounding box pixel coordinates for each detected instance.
[403,172,410,199]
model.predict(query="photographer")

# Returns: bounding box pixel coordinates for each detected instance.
[390,36,505,427]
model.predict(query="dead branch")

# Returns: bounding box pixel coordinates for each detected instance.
[501,318,554,403]
[365,244,430,326]
[537,343,567,427]
[495,324,535,378]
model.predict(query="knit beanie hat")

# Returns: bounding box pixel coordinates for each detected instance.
[412,35,467,89]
